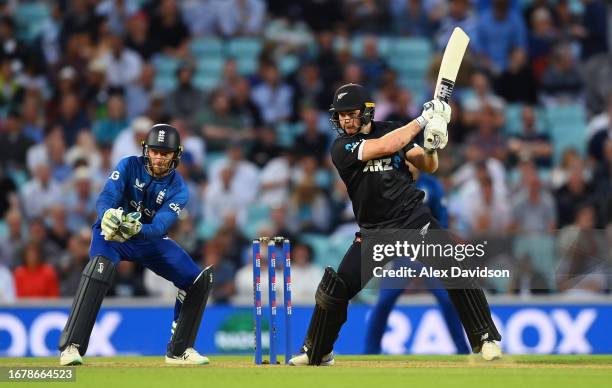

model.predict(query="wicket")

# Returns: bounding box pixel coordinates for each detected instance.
[252,237,292,365]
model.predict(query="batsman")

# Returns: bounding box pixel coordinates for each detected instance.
[289,84,502,366]
[58,124,214,366]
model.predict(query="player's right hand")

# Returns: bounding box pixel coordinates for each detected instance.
[102,207,124,241]
[421,100,451,123]
[424,115,449,150]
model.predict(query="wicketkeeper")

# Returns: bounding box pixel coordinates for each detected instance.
[58,124,213,365]
[289,83,502,366]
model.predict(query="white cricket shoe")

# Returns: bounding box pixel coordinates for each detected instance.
[288,351,335,366]
[59,344,83,366]
[481,341,502,361]
[165,348,210,365]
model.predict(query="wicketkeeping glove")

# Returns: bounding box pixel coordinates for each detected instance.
[118,211,142,240]
[102,208,124,241]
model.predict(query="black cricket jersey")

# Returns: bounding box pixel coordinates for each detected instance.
[331,121,426,229]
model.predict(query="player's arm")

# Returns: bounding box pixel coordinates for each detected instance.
[360,120,423,161]
[405,145,438,174]
[96,158,130,218]
[139,190,188,240]
[360,100,450,162]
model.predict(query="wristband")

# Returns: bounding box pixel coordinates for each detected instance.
[415,115,427,129]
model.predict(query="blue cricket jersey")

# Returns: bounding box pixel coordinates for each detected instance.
[94,156,188,240]
[415,172,448,229]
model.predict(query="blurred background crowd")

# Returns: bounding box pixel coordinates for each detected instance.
[0,0,610,304]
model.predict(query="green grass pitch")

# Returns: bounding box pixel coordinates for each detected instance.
[1,355,611,388]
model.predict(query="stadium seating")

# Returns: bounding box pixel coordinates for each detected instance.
[544,104,587,163]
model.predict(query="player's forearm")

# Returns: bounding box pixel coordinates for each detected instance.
[361,120,422,161]
[422,150,438,173]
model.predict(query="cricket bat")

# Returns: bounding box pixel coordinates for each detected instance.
[426,27,470,147]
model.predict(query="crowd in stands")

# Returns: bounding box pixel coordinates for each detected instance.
[0,0,610,303]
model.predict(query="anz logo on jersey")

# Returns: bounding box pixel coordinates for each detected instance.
[363,154,402,172]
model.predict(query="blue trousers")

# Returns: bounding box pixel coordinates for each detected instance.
[90,226,201,321]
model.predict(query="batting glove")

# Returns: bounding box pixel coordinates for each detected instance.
[416,100,452,128]
[424,114,449,151]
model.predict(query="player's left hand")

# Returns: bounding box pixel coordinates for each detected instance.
[424,115,449,151]
[118,212,142,240]
[102,207,124,241]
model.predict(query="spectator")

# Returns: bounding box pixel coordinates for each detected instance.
[165,62,205,128]
[64,166,98,233]
[111,116,152,166]
[258,152,292,207]
[587,94,612,164]
[592,138,612,228]
[507,105,552,168]
[96,0,140,36]
[147,0,190,56]
[384,88,419,124]
[463,174,512,237]
[13,242,60,298]
[293,107,330,163]
[200,238,235,303]
[550,147,582,189]
[125,62,156,120]
[287,177,330,233]
[436,0,480,53]
[526,7,558,81]
[226,77,262,130]
[358,35,389,91]
[59,0,102,49]
[462,71,505,129]
[47,204,71,250]
[556,204,608,293]
[210,0,266,37]
[494,48,538,104]
[583,53,612,116]
[346,0,390,34]
[540,43,583,105]
[200,89,253,152]
[20,95,45,143]
[290,62,328,115]
[248,127,282,168]
[476,0,527,74]
[92,94,129,145]
[390,0,435,37]
[314,31,342,87]
[0,263,16,303]
[0,109,34,171]
[573,0,608,61]
[465,105,507,162]
[58,231,90,296]
[512,161,557,233]
[57,93,91,146]
[124,12,157,61]
[109,261,148,297]
[0,208,25,269]
[20,159,63,220]
[554,163,594,228]
[203,165,249,227]
[289,242,323,304]
[209,143,259,206]
[251,62,294,125]
[0,16,28,63]
[99,33,143,89]
[0,58,24,115]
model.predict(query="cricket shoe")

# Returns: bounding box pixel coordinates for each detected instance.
[288,351,335,366]
[165,348,210,365]
[59,344,83,366]
[480,341,502,361]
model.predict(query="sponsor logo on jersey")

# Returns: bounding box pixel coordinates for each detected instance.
[156,189,166,205]
[134,178,145,191]
[344,139,362,153]
[129,200,156,219]
[362,155,402,172]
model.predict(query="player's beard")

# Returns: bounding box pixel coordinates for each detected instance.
[151,159,171,177]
